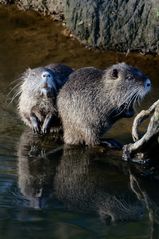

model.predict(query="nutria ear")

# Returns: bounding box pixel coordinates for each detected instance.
[112,69,118,78]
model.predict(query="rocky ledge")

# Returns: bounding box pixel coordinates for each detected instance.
[1,0,159,54]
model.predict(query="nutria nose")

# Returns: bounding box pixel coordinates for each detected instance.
[41,71,51,82]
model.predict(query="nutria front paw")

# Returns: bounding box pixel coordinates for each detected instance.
[32,124,41,134]
[41,124,50,135]
[41,113,54,135]
[101,139,123,150]
[30,114,41,134]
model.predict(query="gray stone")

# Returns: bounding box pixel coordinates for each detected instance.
[17,0,64,20]
[65,0,159,53]
[0,0,64,20]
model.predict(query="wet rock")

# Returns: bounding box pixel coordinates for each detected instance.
[0,0,64,20]
[65,0,159,53]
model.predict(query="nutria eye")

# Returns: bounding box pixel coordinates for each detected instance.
[112,69,118,78]
[127,76,132,81]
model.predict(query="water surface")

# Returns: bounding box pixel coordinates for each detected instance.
[0,5,159,239]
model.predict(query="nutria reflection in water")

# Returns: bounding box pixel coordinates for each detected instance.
[17,132,146,224]
[54,147,145,223]
[17,129,62,208]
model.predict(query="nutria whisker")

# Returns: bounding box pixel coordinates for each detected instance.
[7,80,22,104]
[9,89,22,104]
[9,78,21,86]
[7,81,22,98]
[111,91,138,119]
[114,197,130,212]
[128,92,139,108]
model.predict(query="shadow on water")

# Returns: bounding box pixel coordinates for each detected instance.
[0,4,159,239]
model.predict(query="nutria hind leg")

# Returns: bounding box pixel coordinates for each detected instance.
[84,129,100,146]
[100,139,123,150]
[64,126,100,146]
[30,113,41,134]
[64,130,82,145]
[63,126,87,145]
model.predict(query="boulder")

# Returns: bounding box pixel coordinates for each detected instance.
[65,0,159,53]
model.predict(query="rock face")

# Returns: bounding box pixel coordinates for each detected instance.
[0,0,64,20]
[65,0,159,53]
[1,0,159,53]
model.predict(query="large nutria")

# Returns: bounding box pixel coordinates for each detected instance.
[57,63,151,147]
[18,64,73,134]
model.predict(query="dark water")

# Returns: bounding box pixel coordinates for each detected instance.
[0,5,159,239]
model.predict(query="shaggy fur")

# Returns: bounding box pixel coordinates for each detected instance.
[18,64,73,134]
[57,63,151,146]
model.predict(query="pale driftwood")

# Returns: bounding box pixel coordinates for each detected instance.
[132,99,159,142]
[123,100,159,162]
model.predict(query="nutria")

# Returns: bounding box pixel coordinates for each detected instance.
[57,63,151,147]
[18,64,73,134]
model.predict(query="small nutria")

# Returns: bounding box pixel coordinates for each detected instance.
[57,63,151,147]
[18,64,73,134]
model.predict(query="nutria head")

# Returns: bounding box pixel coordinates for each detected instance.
[102,63,151,119]
[21,67,58,99]
[40,70,57,97]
